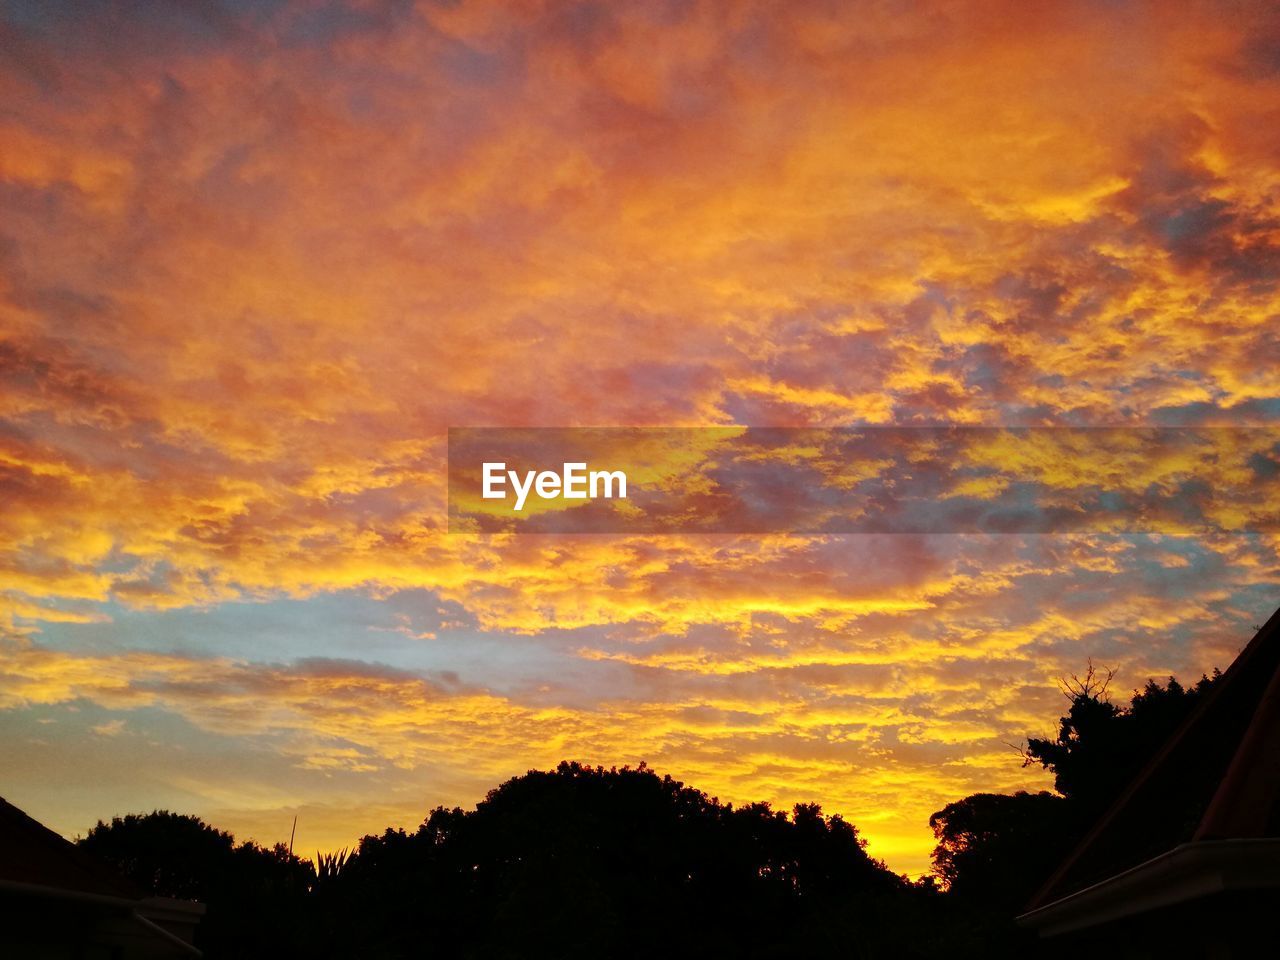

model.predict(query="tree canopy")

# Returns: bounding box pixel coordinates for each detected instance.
[929,667,1222,916]
[79,762,948,959]
[73,669,1224,959]
[80,810,311,956]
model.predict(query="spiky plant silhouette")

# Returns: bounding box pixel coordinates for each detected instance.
[311,848,349,893]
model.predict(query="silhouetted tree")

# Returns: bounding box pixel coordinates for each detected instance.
[78,811,311,957]
[929,791,1070,907]
[79,757,1113,959]
[309,761,939,959]
[928,666,1223,935]
[1023,666,1220,820]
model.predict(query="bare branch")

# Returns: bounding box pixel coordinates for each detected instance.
[1057,658,1113,701]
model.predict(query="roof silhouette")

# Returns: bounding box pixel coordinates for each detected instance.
[0,797,204,957]
[0,795,145,900]
[1027,602,1280,911]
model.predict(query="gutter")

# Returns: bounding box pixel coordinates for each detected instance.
[1017,838,1280,938]
[0,876,204,956]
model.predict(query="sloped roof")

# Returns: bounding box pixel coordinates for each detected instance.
[1027,602,1280,911]
[0,795,144,900]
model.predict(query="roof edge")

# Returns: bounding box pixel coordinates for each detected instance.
[1018,838,1280,937]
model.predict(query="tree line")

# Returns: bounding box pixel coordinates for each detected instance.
[78,666,1219,958]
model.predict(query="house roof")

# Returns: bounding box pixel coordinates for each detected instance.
[0,798,205,958]
[0,795,144,901]
[1020,837,1280,937]
[1026,602,1280,912]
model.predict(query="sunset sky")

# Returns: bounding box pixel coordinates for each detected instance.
[3,0,1280,877]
